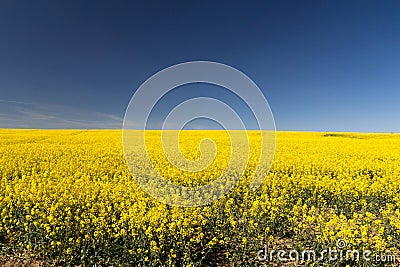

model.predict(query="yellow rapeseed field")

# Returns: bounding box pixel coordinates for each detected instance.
[0,129,399,266]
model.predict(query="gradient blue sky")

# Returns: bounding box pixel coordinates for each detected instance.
[0,1,399,131]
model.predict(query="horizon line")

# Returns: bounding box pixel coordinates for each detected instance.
[0,128,399,134]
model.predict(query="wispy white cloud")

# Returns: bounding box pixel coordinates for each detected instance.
[16,108,57,120]
[0,99,122,129]
[0,99,35,105]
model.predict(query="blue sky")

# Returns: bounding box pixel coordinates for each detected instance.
[0,0,399,131]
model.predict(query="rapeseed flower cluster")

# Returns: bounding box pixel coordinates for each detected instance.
[0,130,399,266]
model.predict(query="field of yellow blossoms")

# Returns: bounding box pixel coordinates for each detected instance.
[0,129,400,266]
